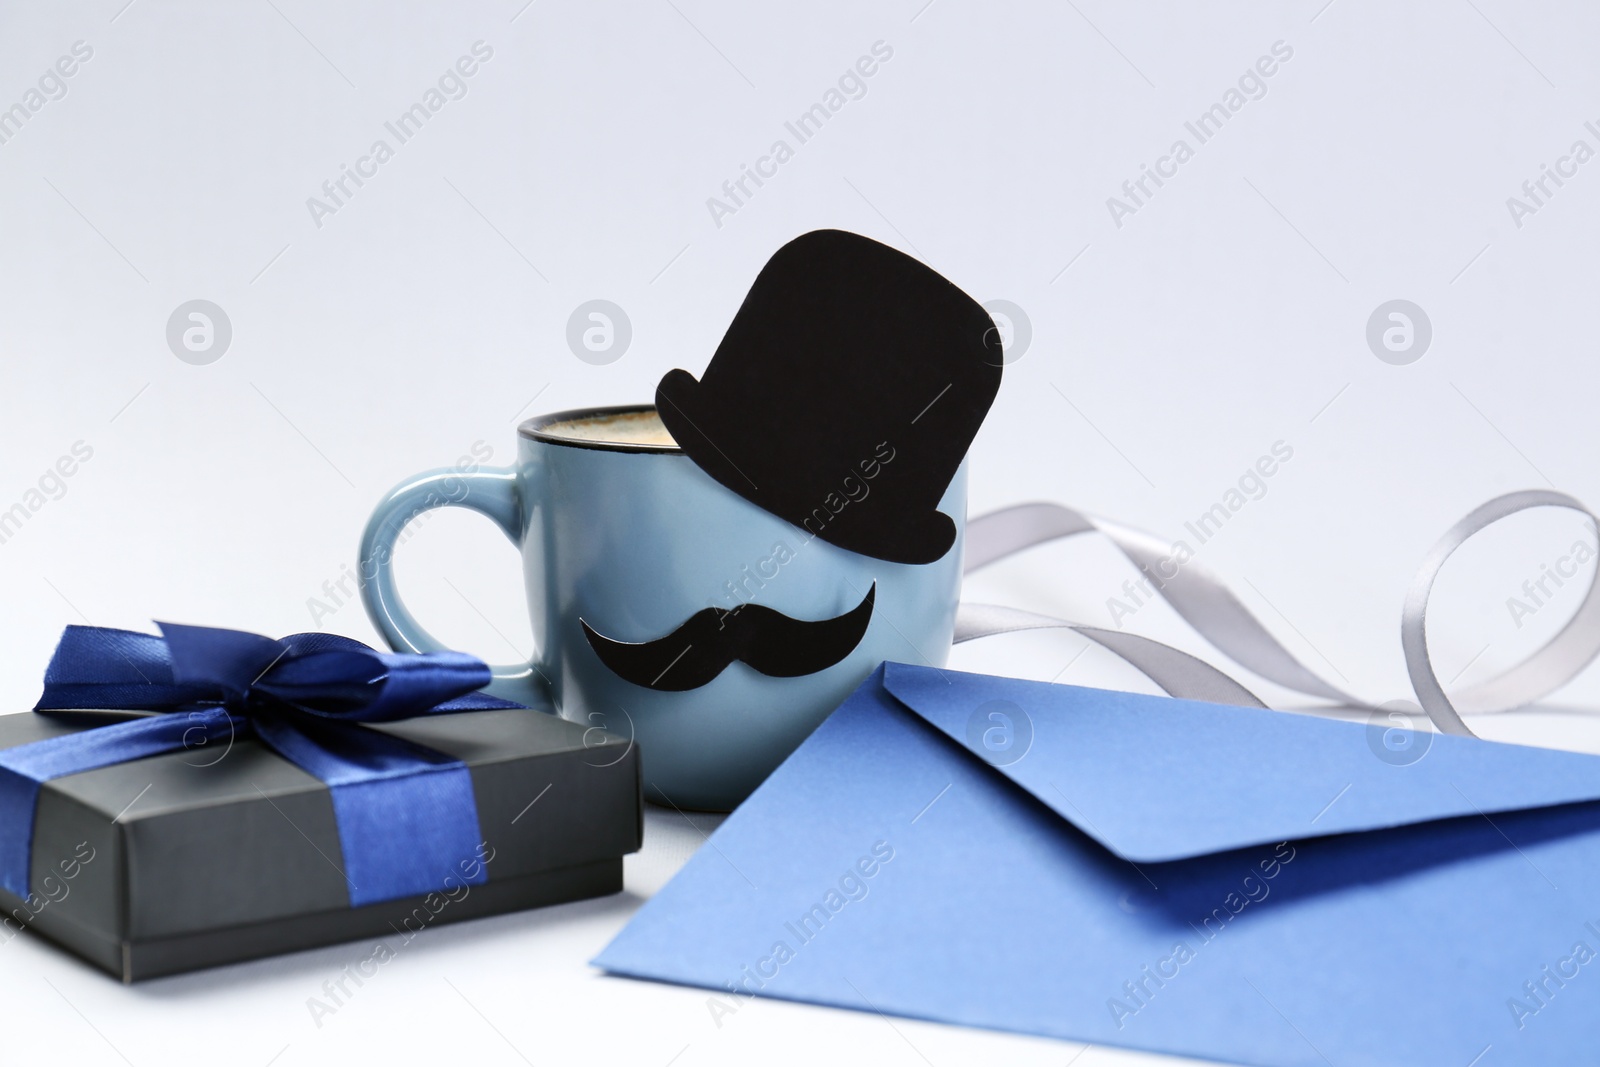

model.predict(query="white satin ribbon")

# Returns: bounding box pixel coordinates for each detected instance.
[958,492,1600,737]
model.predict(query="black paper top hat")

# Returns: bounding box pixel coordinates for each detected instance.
[656,229,1002,566]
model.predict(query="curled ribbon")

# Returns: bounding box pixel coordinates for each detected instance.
[0,623,519,906]
[959,491,1600,736]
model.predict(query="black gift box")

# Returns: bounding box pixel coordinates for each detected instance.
[0,707,641,981]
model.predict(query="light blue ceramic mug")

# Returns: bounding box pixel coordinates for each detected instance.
[359,405,964,811]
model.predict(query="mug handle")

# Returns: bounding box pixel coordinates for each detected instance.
[357,465,554,712]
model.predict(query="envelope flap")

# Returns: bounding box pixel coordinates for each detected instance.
[882,662,1600,862]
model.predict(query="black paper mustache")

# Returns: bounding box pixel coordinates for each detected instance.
[581,585,875,692]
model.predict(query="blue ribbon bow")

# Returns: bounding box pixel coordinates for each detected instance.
[0,623,521,908]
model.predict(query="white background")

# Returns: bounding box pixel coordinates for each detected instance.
[2,1,1598,1064]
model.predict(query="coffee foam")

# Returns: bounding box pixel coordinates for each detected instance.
[541,409,679,448]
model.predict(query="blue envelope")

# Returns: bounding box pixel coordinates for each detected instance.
[596,663,1600,1067]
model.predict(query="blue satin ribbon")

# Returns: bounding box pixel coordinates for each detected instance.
[0,623,520,908]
